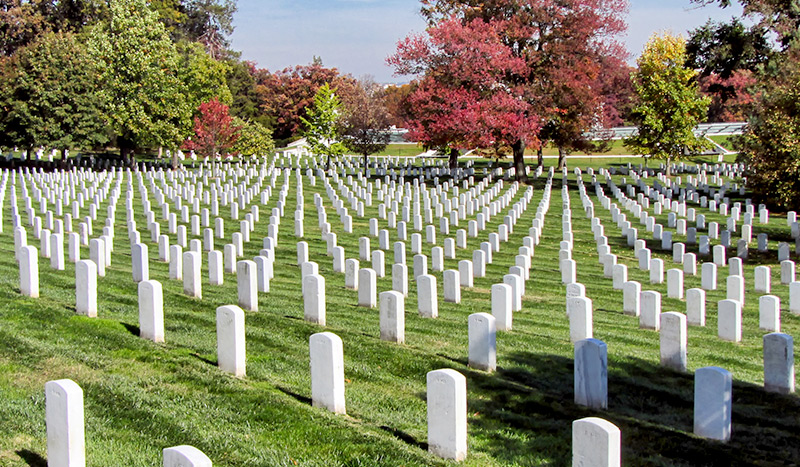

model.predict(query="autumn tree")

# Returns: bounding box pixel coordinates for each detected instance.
[339,78,392,172]
[258,59,356,144]
[183,97,240,161]
[88,0,192,161]
[391,0,628,179]
[301,83,346,169]
[382,83,414,128]
[625,33,710,176]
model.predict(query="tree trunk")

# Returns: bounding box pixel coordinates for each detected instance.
[666,155,672,177]
[448,147,459,169]
[557,146,567,170]
[537,147,544,168]
[172,150,179,170]
[26,145,33,161]
[61,148,68,170]
[512,139,527,182]
[158,146,163,159]
[363,153,368,176]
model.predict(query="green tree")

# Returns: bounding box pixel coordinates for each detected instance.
[300,83,346,169]
[88,0,192,161]
[176,40,232,115]
[0,31,108,160]
[625,33,711,176]
[233,118,274,157]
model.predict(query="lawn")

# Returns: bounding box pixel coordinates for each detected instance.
[0,157,796,465]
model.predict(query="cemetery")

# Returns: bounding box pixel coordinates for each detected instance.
[0,153,798,465]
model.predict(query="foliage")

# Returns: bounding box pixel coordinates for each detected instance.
[382,83,414,128]
[391,0,628,178]
[226,59,271,128]
[176,40,232,118]
[88,0,192,159]
[232,118,274,157]
[183,97,240,158]
[737,54,800,210]
[698,70,758,122]
[625,33,711,176]
[151,0,236,58]
[0,31,108,154]
[300,83,346,166]
[257,60,356,143]
[339,78,392,163]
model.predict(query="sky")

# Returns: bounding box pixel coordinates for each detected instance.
[230,0,745,84]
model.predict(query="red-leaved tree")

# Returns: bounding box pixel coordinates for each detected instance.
[390,0,628,177]
[183,97,242,159]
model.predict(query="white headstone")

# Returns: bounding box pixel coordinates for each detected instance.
[216,305,246,377]
[574,338,607,409]
[693,367,732,442]
[139,280,164,343]
[45,379,85,467]
[427,369,467,461]
[310,332,346,414]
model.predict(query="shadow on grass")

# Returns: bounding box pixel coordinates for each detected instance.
[191,352,216,367]
[379,425,429,451]
[275,385,312,405]
[16,449,46,467]
[461,351,800,465]
[121,322,140,337]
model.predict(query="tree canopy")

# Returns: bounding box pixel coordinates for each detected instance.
[625,33,711,176]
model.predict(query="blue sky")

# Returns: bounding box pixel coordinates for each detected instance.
[230,0,744,83]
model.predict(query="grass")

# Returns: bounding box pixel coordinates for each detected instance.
[0,157,797,465]
[708,135,739,152]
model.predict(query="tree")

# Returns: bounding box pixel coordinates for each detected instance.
[176,40,232,119]
[382,83,414,128]
[300,83,346,169]
[257,59,356,144]
[226,58,271,128]
[0,31,108,160]
[391,0,628,179]
[233,118,274,157]
[183,97,240,159]
[625,33,711,176]
[151,0,236,58]
[339,78,391,172]
[88,0,192,161]
[736,54,800,210]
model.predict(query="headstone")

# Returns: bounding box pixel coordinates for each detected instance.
[660,312,687,371]
[216,305,246,377]
[208,251,223,286]
[358,268,377,308]
[612,264,627,290]
[763,332,795,394]
[718,299,742,342]
[701,263,717,290]
[649,258,664,284]
[345,258,359,290]
[667,268,684,299]
[640,290,661,331]
[686,288,706,326]
[572,417,621,467]
[726,275,745,305]
[417,274,438,318]
[303,274,326,325]
[574,338,607,409]
[458,260,473,288]
[623,281,641,317]
[237,260,258,311]
[310,332,346,414]
[163,445,212,467]
[693,367,732,442]
[45,379,85,467]
[568,297,593,343]
[468,312,496,372]
[139,280,164,342]
[75,260,97,317]
[20,245,38,297]
[379,291,404,344]
[754,265,771,293]
[183,251,202,298]
[781,260,796,285]
[392,263,408,297]
[427,369,467,461]
[759,295,780,332]
[492,283,513,331]
[443,269,461,304]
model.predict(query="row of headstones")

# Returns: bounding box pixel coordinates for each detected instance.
[595,167,800,260]
[570,176,800,346]
[557,176,797,399]
[620,166,800,257]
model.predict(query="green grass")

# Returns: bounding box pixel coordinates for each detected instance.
[708,135,738,152]
[0,159,797,465]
